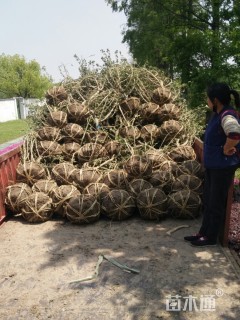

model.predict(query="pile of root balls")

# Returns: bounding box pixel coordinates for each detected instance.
[5,58,204,224]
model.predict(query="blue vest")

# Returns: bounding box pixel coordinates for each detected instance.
[203,107,240,169]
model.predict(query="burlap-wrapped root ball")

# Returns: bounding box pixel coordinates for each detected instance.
[32,179,57,195]
[71,167,102,191]
[46,110,68,128]
[151,86,172,105]
[16,161,47,186]
[171,174,202,194]
[168,190,201,219]
[21,192,53,223]
[140,124,160,142]
[36,126,62,142]
[51,162,77,185]
[120,97,141,114]
[124,155,152,180]
[102,169,128,189]
[158,120,183,145]
[101,189,135,220]
[157,103,180,123]
[45,86,68,105]
[148,170,174,194]
[65,195,100,224]
[37,140,62,157]
[66,102,91,125]
[61,123,84,143]
[50,185,80,217]
[136,188,168,220]
[76,143,107,164]
[168,145,196,163]
[62,142,81,161]
[5,183,32,214]
[83,183,110,203]
[128,179,153,200]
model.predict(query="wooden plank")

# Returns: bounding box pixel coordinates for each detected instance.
[0,145,22,224]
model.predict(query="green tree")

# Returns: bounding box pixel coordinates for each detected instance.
[0,54,52,99]
[106,0,240,106]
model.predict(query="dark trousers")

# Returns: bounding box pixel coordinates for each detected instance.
[199,166,236,242]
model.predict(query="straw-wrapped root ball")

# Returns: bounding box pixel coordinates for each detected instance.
[102,169,128,189]
[158,120,182,145]
[62,142,81,161]
[128,179,153,201]
[124,155,152,180]
[84,131,109,145]
[50,185,80,217]
[76,143,107,164]
[101,189,135,220]
[141,102,160,123]
[157,103,180,123]
[5,183,32,214]
[66,102,91,125]
[168,190,202,219]
[136,188,168,220]
[45,110,68,128]
[65,194,100,224]
[171,174,202,194]
[140,124,160,143]
[168,145,196,163]
[36,126,62,142]
[148,170,174,194]
[118,126,141,141]
[83,183,110,204]
[45,86,68,105]
[158,160,179,177]
[21,192,53,223]
[61,123,84,143]
[178,159,203,178]
[104,140,124,157]
[151,86,172,106]
[51,162,77,185]
[16,161,47,186]
[37,141,62,157]
[71,167,102,191]
[32,179,58,195]
[146,149,170,171]
[119,97,141,115]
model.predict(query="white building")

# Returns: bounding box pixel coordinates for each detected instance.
[0,97,45,122]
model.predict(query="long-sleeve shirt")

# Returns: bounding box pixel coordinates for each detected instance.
[221,114,240,140]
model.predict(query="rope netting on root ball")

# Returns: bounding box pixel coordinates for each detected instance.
[21,192,53,223]
[101,189,136,221]
[5,183,33,215]
[11,56,204,224]
[136,188,168,220]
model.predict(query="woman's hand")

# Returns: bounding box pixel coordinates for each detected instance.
[223,145,236,156]
[223,138,240,156]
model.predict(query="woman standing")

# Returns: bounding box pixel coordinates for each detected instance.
[184,83,240,247]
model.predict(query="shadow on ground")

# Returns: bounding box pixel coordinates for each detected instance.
[0,213,239,320]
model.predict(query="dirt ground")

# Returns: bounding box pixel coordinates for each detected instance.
[0,215,239,320]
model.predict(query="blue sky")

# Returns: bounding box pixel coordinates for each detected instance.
[0,0,129,81]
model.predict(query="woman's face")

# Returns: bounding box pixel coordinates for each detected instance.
[207,97,214,110]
